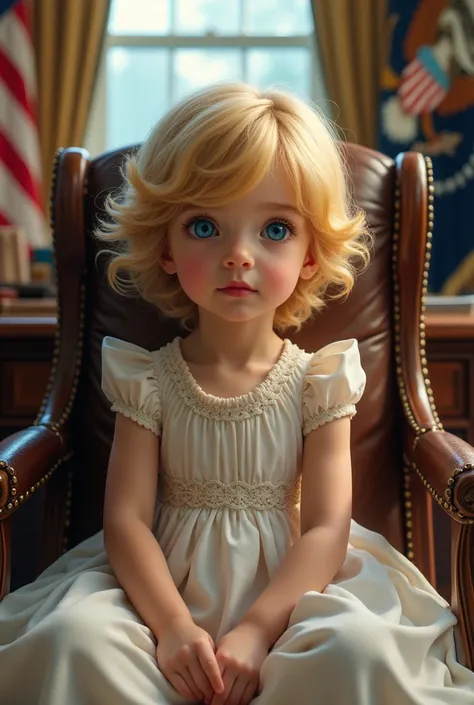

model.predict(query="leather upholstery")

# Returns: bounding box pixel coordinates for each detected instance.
[67,145,405,550]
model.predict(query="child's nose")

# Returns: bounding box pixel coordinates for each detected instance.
[223,241,255,269]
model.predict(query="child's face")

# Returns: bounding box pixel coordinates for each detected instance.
[162,165,318,325]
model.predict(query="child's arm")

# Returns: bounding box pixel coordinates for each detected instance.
[103,413,190,634]
[104,413,224,701]
[238,416,352,648]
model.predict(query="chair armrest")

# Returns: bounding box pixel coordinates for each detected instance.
[407,430,474,523]
[0,425,72,521]
[406,430,474,668]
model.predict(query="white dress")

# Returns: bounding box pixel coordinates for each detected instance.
[0,335,473,705]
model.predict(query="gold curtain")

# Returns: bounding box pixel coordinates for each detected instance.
[311,0,389,148]
[32,0,111,207]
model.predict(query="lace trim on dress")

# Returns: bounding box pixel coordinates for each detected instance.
[161,337,303,421]
[303,403,356,436]
[159,474,301,511]
[111,401,161,436]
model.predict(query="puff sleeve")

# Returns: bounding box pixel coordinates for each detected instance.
[101,336,161,436]
[302,339,366,436]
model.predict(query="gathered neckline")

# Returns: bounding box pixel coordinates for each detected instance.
[161,336,304,420]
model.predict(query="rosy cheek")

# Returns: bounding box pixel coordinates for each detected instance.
[176,253,210,298]
[262,259,299,297]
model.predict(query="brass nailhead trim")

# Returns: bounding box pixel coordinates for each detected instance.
[419,157,443,429]
[61,465,74,554]
[35,422,64,444]
[392,156,443,436]
[0,452,74,516]
[34,148,62,425]
[411,425,441,452]
[34,148,86,430]
[30,148,88,551]
[405,456,474,524]
[393,157,447,557]
[403,465,415,560]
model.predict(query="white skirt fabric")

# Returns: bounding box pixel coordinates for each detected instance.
[2,336,473,703]
[0,520,473,705]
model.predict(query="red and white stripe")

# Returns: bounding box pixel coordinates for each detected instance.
[0,1,47,246]
[399,59,447,116]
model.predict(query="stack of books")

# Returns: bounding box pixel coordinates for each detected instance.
[0,295,57,317]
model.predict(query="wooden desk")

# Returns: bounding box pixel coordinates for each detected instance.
[0,316,56,438]
[426,313,474,444]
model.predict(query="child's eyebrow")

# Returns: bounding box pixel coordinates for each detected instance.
[260,203,302,216]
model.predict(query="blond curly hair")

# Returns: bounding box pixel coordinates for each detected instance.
[96,83,371,331]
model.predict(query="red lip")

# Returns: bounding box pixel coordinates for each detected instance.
[219,281,255,291]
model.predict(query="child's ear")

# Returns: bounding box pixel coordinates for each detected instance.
[160,242,177,275]
[299,248,318,280]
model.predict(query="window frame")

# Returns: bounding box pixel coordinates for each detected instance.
[85,4,324,156]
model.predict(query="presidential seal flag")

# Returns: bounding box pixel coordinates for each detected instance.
[0,0,47,247]
[379,0,474,294]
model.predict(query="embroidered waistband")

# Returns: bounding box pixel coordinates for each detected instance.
[159,475,300,511]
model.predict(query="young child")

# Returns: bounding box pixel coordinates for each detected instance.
[0,83,473,705]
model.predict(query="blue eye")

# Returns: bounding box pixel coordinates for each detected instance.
[263,221,291,241]
[188,218,217,239]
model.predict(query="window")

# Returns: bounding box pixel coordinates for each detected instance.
[85,0,326,155]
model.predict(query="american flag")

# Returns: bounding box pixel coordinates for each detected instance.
[0,0,46,246]
[399,46,450,117]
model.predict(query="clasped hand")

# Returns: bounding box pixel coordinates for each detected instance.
[156,617,269,704]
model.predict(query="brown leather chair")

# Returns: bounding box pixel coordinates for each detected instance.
[1,144,474,669]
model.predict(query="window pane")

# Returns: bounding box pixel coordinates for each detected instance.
[247,48,311,98]
[245,0,313,36]
[173,49,242,102]
[175,0,240,35]
[109,0,171,35]
[107,48,169,149]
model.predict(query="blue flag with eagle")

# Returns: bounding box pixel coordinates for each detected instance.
[379,0,474,294]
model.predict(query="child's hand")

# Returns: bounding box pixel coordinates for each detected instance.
[156,617,224,702]
[210,622,269,705]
